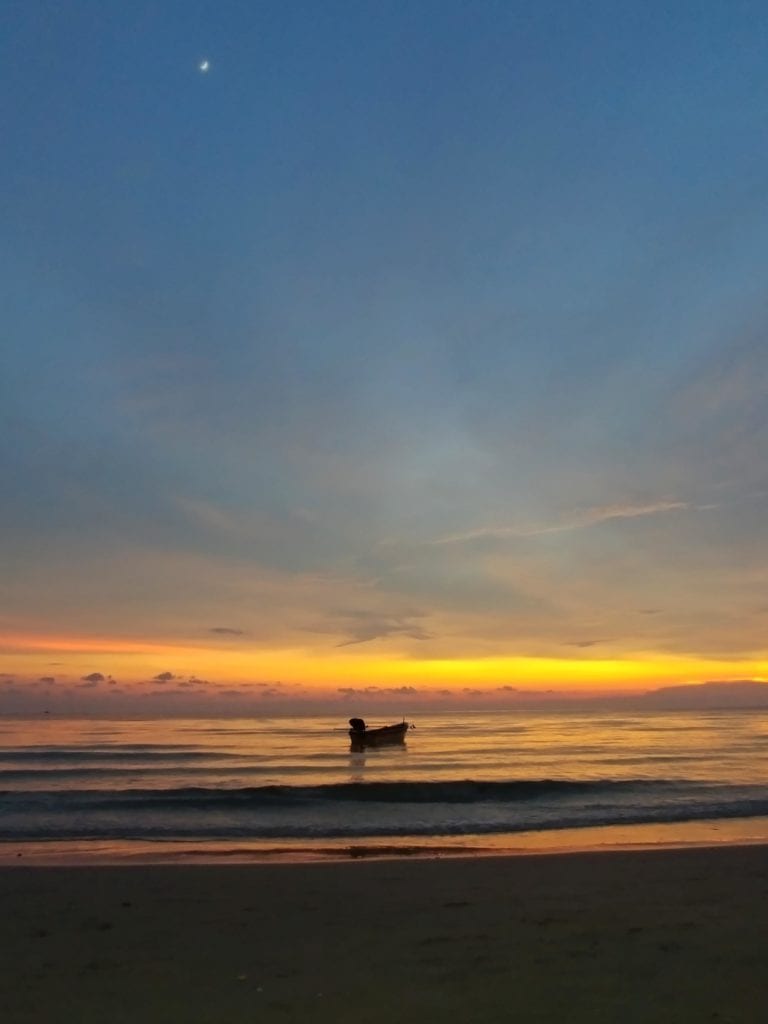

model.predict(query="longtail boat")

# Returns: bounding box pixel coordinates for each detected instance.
[348,718,411,749]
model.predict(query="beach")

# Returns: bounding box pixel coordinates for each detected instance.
[3,844,768,1023]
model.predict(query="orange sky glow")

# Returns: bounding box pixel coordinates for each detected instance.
[3,626,767,715]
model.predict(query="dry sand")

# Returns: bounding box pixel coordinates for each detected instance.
[2,845,768,1023]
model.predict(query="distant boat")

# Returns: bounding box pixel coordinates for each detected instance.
[348,717,411,749]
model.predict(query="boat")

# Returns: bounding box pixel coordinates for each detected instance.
[348,718,411,748]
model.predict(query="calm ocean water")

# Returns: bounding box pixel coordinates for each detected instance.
[2,709,768,857]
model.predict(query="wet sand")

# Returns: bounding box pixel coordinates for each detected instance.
[3,844,768,1023]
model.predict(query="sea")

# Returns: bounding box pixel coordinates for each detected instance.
[2,709,768,863]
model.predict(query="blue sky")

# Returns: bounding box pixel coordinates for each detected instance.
[3,1,768,705]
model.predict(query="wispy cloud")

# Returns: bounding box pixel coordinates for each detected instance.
[433,500,691,545]
[563,639,608,648]
[330,609,433,647]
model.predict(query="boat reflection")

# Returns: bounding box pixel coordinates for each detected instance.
[348,750,366,782]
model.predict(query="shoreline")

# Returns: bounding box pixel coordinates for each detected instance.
[3,843,768,1022]
[4,814,768,866]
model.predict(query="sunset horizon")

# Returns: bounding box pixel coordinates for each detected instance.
[3,622,768,714]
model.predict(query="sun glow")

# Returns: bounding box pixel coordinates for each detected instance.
[2,630,767,703]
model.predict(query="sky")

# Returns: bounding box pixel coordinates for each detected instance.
[3,1,768,713]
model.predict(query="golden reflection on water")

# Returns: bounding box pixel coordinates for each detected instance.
[3,709,768,866]
[3,709,767,785]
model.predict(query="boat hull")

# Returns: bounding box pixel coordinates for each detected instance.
[349,721,409,749]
